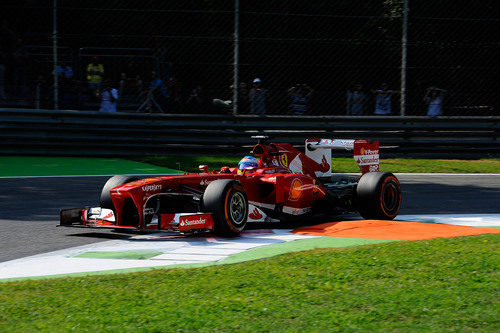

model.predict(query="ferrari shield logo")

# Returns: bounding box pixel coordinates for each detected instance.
[280,154,288,167]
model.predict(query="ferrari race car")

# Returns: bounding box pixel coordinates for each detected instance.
[60,138,402,236]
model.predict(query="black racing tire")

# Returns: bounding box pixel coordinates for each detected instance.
[356,172,402,220]
[202,179,248,236]
[99,175,139,210]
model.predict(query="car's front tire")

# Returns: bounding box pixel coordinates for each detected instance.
[99,175,139,211]
[202,179,248,236]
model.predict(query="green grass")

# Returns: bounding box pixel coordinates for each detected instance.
[136,155,242,173]
[1,234,498,332]
[380,158,500,174]
[0,156,497,177]
[0,156,181,177]
[136,155,500,174]
[74,251,164,260]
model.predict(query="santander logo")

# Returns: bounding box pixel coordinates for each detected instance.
[355,155,379,166]
[180,217,207,227]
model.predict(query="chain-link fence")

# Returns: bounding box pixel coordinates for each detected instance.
[0,0,498,116]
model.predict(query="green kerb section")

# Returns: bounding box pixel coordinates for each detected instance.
[0,156,182,177]
[74,251,164,260]
[217,236,395,265]
[0,237,395,282]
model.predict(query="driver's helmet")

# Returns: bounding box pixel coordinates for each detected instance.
[238,156,259,174]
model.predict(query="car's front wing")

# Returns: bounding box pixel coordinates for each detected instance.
[60,207,215,233]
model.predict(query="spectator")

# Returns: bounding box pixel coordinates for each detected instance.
[12,38,29,99]
[346,83,367,115]
[165,77,181,113]
[118,72,131,100]
[424,86,446,118]
[57,64,75,109]
[57,64,73,80]
[249,77,267,116]
[99,80,118,112]
[128,74,144,103]
[33,74,50,109]
[120,63,146,102]
[212,86,232,113]
[237,81,250,114]
[288,83,313,115]
[186,85,207,114]
[86,56,104,96]
[137,71,167,113]
[149,70,168,109]
[371,83,400,115]
[213,81,250,114]
[134,74,144,94]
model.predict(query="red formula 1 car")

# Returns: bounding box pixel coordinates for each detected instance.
[60,138,402,236]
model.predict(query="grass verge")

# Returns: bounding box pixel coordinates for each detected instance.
[0,156,497,177]
[136,156,500,174]
[0,156,181,177]
[0,234,498,332]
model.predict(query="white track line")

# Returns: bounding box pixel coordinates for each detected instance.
[1,214,499,280]
[0,230,318,280]
[397,214,500,227]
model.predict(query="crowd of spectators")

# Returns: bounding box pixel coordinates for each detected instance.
[0,19,452,117]
[346,83,446,117]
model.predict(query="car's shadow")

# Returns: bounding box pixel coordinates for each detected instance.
[63,213,361,242]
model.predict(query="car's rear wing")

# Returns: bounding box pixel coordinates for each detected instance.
[305,139,379,177]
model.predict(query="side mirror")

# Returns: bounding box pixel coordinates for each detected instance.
[220,166,231,174]
[199,165,208,173]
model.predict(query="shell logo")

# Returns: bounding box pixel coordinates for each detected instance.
[360,147,365,155]
[289,178,303,201]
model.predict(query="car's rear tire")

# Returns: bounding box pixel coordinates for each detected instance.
[356,172,402,220]
[202,179,248,236]
[99,175,139,211]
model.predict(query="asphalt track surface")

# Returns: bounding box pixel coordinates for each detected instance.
[0,174,499,263]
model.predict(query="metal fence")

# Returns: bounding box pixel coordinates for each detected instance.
[2,109,498,158]
[0,1,498,116]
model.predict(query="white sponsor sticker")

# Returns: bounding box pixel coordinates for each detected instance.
[180,217,207,227]
[318,139,355,150]
[282,206,311,215]
[87,208,115,222]
[200,179,213,186]
[89,207,101,215]
[354,155,380,166]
